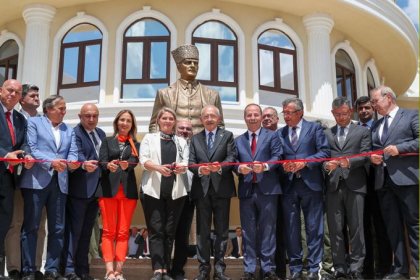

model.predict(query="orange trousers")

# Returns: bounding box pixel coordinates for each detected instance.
[99,186,137,262]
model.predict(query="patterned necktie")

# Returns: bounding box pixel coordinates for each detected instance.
[338,126,346,148]
[251,133,257,182]
[207,131,214,153]
[291,127,298,148]
[90,131,99,146]
[381,115,389,144]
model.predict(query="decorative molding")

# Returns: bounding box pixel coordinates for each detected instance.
[0,31,24,81]
[251,18,306,110]
[185,9,246,108]
[113,6,177,103]
[50,12,109,103]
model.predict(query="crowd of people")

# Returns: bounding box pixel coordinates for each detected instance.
[0,43,418,280]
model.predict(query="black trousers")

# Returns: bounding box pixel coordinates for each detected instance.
[377,173,419,276]
[143,193,186,271]
[0,172,14,257]
[171,196,195,276]
[195,186,231,274]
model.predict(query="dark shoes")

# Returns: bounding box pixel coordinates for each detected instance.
[240,273,255,280]
[65,273,81,280]
[383,273,409,279]
[193,272,210,280]
[289,272,303,280]
[8,270,20,280]
[151,272,163,280]
[306,272,319,280]
[0,275,11,280]
[213,273,231,280]
[44,272,68,280]
[263,272,280,280]
[162,274,174,280]
[332,271,347,280]
[22,272,36,280]
[80,275,98,280]
[35,271,44,280]
[349,272,363,280]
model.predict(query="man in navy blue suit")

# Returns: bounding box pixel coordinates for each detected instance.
[62,104,105,280]
[0,79,33,280]
[277,98,329,280]
[370,86,418,280]
[235,103,282,280]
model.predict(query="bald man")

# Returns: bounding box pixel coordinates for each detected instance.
[62,104,105,280]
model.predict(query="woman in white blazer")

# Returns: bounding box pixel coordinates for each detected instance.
[140,107,189,280]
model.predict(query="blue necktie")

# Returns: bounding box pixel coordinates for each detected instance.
[207,131,214,153]
[291,127,298,148]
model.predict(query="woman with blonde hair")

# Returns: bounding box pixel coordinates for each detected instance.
[140,107,189,280]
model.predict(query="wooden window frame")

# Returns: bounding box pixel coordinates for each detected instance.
[192,20,239,101]
[0,54,18,82]
[336,63,357,104]
[121,18,170,98]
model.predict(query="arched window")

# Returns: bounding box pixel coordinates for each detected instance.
[336,49,357,104]
[192,20,238,102]
[0,40,18,85]
[121,18,170,100]
[58,23,102,102]
[258,29,297,95]
[366,67,376,93]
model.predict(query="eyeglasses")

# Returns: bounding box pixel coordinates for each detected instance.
[281,110,301,116]
[332,112,350,118]
[370,95,387,105]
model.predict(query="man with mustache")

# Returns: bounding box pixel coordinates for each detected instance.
[149,44,224,135]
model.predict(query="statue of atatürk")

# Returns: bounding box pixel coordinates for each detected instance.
[149,44,224,135]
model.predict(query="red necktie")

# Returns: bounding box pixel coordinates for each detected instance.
[251,133,257,182]
[5,111,16,173]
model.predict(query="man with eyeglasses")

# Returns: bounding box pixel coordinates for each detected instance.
[323,97,371,280]
[171,119,195,280]
[5,83,46,280]
[369,86,418,280]
[149,44,224,135]
[277,98,329,280]
[354,96,392,279]
[61,103,105,280]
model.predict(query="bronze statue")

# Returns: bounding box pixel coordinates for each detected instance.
[149,45,224,135]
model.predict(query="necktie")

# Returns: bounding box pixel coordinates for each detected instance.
[207,132,214,153]
[5,112,16,173]
[361,123,367,127]
[90,131,99,146]
[251,133,257,182]
[381,115,389,144]
[338,126,346,148]
[291,127,298,148]
[251,133,257,156]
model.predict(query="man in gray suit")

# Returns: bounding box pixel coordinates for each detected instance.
[323,97,371,280]
[370,86,418,280]
[189,105,237,280]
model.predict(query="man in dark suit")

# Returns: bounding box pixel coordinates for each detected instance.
[355,96,392,279]
[235,103,282,280]
[370,86,418,280]
[277,98,329,280]
[189,105,237,280]
[230,227,243,258]
[324,97,371,279]
[20,95,79,280]
[0,79,33,280]
[171,119,195,280]
[62,103,105,280]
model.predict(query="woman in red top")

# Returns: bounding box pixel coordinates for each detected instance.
[97,110,140,280]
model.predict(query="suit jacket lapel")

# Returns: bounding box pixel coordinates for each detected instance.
[11,110,21,145]
[331,126,340,149]
[295,120,309,151]
[341,123,355,149]
[208,128,224,159]
[254,128,267,159]
[41,116,57,149]
[240,131,252,158]
[80,124,98,158]
[153,133,162,164]
[197,130,209,160]
[281,127,292,149]
[383,109,402,145]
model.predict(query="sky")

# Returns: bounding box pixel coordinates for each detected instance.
[396,0,419,30]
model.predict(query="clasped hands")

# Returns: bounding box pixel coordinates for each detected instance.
[283,161,307,173]
[324,158,349,173]
[199,161,222,176]
[5,150,34,169]
[238,161,264,175]
[107,160,129,173]
[370,145,399,165]
[51,159,81,172]
[157,162,187,177]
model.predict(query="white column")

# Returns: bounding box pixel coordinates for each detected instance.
[303,13,334,117]
[22,4,56,100]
